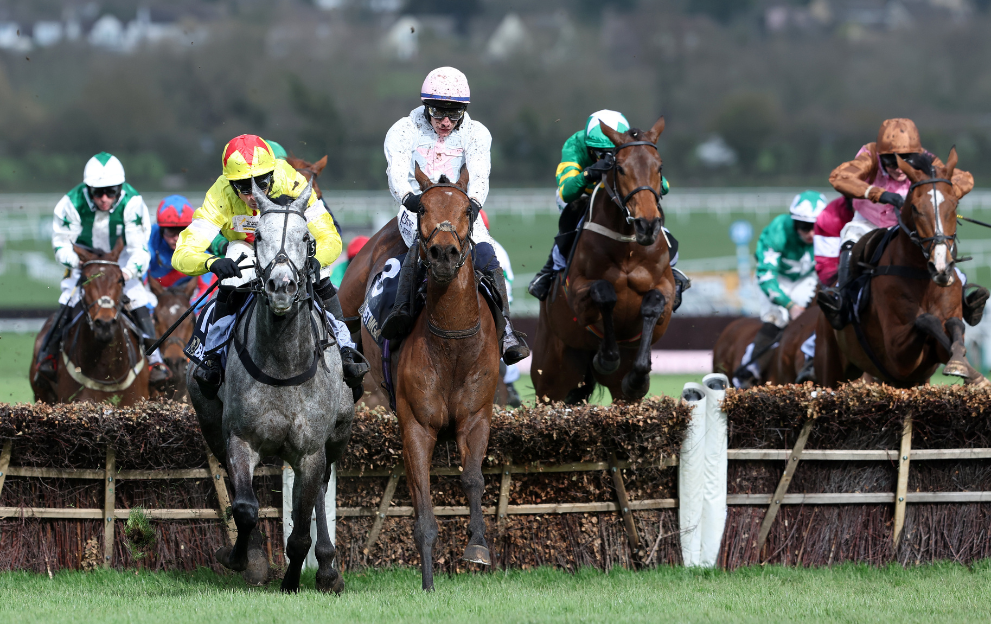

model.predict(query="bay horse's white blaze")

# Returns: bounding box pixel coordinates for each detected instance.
[928,188,950,276]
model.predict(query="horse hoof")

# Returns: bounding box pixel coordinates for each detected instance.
[316,569,345,594]
[942,361,970,378]
[216,545,248,572]
[463,544,491,566]
[593,353,620,375]
[242,545,270,587]
[622,373,650,400]
[966,374,991,387]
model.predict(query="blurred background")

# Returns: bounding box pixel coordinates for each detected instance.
[1,0,990,401]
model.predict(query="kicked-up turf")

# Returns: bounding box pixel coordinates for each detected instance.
[2,563,991,623]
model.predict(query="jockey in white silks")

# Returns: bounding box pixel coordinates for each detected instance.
[379,66,529,364]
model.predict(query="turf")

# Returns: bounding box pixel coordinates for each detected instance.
[2,563,991,623]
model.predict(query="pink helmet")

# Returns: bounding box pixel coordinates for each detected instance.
[420,67,470,104]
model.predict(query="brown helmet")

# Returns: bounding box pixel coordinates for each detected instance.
[876,118,923,154]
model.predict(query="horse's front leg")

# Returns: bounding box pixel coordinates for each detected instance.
[282,452,327,593]
[314,444,344,594]
[401,420,440,591]
[942,317,989,386]
[589,280,620,375]
[457,408,492,566]
[215,435,259,573]
[622,289,666,399]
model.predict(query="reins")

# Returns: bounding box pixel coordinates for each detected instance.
[898,177,962,262]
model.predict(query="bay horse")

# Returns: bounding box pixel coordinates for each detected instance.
[815,148,988,388]
[532,117,673,402]
[29,239,150,406]
[713,303,819,386]
[286,155,328,199]
[148,277,199,401]
[345,165,500,591]
[186,180,354,593]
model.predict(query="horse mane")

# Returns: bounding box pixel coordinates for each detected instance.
[916,152,935,177]
[628,127,643,140]
[437,174,451,184]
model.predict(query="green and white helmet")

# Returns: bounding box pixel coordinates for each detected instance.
[585,110,630,150]
[83,152,125,187]
[789,190,827,223]
[265,139,288,160]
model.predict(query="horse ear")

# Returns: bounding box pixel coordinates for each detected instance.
[313,156,328,176]
[456,164,470,192]
[182,276,199,299]
[108,236,125,261]
[291,178,313,211]
[251,176,276,211]
[646,116,665,144]
[896,154,927,184]
[149,278,165,297]
[414,163,432,191]
[599,122,625,149]
[943,146,958,181]
[73,244,94,264]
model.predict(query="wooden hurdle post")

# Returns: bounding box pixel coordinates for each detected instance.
[757,417,814,557]
[103,446,116,568]
[893,416,914,548]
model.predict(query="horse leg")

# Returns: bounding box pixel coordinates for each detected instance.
[314,439,348,594]
[215,435,259,573]
[457,410,492,566]
[281,452,327,593]
[589,280,620,375]
[942,317,989,385]
[402,423,440,591]
[621,289,666,400]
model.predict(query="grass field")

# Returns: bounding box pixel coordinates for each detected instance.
[2,563,991,623]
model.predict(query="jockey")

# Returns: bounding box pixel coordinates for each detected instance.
[734,191,825,388]
[816,118,981,329]
[37,152,171,386]
[527,110,691,308]
[331,235,369,288]
[147,195,219,304]
[381,66,529,364]
[265,140,288,161]
[173,134,368,396]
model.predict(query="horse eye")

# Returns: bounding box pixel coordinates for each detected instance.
[616,165,625,175]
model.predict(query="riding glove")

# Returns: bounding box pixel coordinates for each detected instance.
[878,191,905,209]
[307,256,322,278]
[469,197,482,223]
[583,153,614,184]
[208,257,242,280]
[402,192,421,212]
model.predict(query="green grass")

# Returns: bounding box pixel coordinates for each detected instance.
[2,563,991,623]
[511,373,700,405]
[0,332,35,403]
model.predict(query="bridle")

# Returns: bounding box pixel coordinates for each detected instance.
[79,260,126,327]
[415,183,474,272]
[897,177,960,263]
[600,140,664,225]
[250,202,315,304]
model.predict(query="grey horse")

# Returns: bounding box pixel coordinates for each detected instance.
[187,180,354,593]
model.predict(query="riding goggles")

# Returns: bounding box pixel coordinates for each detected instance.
[590,148,614,162]
[89,185,121,199]
[426,104,466,121]
[229,172,274,196]
[793,220,814,233]
[880,153,924,171]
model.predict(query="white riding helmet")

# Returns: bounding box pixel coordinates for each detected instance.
[83,152,126,188]
[789,190,827,223]
[420,67,470,105]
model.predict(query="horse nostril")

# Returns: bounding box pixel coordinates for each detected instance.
[429,246,442,261]
[287,282,297,295]
[267,278,278,292]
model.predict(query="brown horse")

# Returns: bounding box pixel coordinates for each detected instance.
[532,117,673,402]
[815,149,987,388]
[148,277,199,400]
[286,155,328,199]
[345,165,500,590]
[713,302,819,386]
[30,239,150,405]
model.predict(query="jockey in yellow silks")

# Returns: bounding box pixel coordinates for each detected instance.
[174,134,368,397]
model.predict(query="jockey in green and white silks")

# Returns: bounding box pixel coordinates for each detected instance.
[734,190,825,388]
[527,110,690,307]
[38,152,170,385]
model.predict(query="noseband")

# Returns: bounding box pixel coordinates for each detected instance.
[80,260,125,326]
[897,177,960,263]
[251,204,315,304]
[601,141,664,224]
[415,183,474,271]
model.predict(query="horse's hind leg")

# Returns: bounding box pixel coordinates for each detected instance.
[402,423,440,591]
[457,409,493,566]
[215,435,259,574]
[314,457,344,594]
[282,452,327,593]
[589,280,620,375]
[621,289,666,400]
[942,317,989,386]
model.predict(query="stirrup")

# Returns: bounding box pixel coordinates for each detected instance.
[340,347,370,388]
[963,284,989,326]
[527,271,556,301]
[502,331,530,365]
[816,288,847,331]
[193,356,223,399]
[379,306,414,341]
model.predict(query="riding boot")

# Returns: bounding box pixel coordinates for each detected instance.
[817,241,854,331]
[527,251,557,301]
[131,306,172,388]
[671,267,692,312]
[795,357,816,384]
[733,322,781,389]
[36,303,73,382]
[963,284,990,326]
[488,268,530,365]
[193,291,231,400]
[315,278,371,392]
[380,245,421,341]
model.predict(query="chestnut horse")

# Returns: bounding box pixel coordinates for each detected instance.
[344,165,500,590]
[713,303,819,386]
[815,149,987,388]
[532,117,673,402]
[148,277,199,400]
[30,239,150,405]
[286,155,328,199]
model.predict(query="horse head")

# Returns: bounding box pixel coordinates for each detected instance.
[413,163,473,285]
[251,178,313,315]
[599,116,667,246]
[73,238,126,342]
[897,147,959,286]
[286,155,328,199]
[150,277,198,385]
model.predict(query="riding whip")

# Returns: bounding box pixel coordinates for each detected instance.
[144,253,250,356]
[957,214,991,230]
